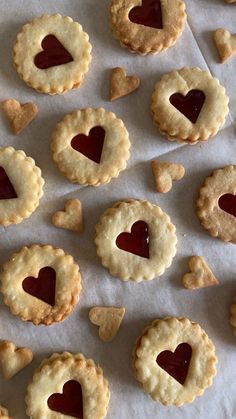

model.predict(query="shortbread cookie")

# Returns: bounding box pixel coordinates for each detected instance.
[52,199,84,233]
[51,108,130,186]
[182,256,219,289]
[95,199,177,281]
[0,406,10,419]
[109,0,186,55]
[213,29,236,63]
[197,165,236,243]
[0,244,81,325]
[151,67,229,143]
[25,352,110,419]
[0,147,44,226]
[110,67,140,101]
[133,317,217,406]
[89,307,125,342]
[2,99,38,134]
[0,340,33,379]
[151,160,185,193]
[13,14,92,94]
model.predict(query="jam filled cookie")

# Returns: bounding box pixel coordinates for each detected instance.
[51,108,130,186]
[0,244,81,325]
[0,147,44,226]
[13,14,92,94]
[197,166,236,243]
[95,199,177,281]
[133,317,217,406]
[25,352,110,419]
[151,67,229,143]
[109,0,186,55]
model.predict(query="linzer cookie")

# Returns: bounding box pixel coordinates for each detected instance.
[133,317,217,406]
[95,199,177,281]
[0,244,81,325]
[25,352,110,418]
[51,108,130,186]
[151,67,229,143]
[197,165,236,243]
[13,14,92,94]
[109,0,186,55]
[0,147,44,226]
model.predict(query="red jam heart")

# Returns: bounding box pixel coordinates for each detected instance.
[22,267,56,306]
[129,0,163,29]
[71,126,105,164]
[47,380,83,418]
[169,90,205,123]
[116,220,150,259]
[156,343,192,385]
[218,193,236,217]
[0,167,17,199]
[34,35,73,70]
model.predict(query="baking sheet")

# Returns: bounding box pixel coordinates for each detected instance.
[0,1,236,418]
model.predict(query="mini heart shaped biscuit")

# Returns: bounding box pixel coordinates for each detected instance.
[110,67,140,101]
[89,307,125,342]
[152,160,185,193]
[213,28,236,63]
[3,99,38,134]
[52,199,84,233]
[182,256,219,289]
[0,340,33,379]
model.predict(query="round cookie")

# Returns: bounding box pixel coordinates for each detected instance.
[95,199,177,281]
[133,317,217,406]
[151,67,229,143]
[13,14,92,94]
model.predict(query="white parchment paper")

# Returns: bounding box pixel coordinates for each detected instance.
[0,1,236,418]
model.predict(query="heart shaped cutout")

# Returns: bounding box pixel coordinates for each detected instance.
[169,90,205,123]
[116,220,150,259]
[22,267,56,306]
[156,343,192,385]
[34,34,73,70]
[218,193,236,217]
[71,126,105,164]
[47,380,83,418]
[0,167,17,199]
[129,0,163,29]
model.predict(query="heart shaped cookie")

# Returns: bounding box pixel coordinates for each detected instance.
[0,340,33,379]
[152,160,185,193]
[89,307,125,342]
[110,67,140,101]
[3,99,38,135]
[52,199,84,233]
[214,28,236,63]
[182,256,219,289]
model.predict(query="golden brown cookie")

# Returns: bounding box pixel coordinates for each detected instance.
[213,29,236,63]
[110,67,140,101]
[52,199,84,233]
[2,99,38,134]
[182,256,219,289]
[0,340,33,379]
[89,306,125,341]
[151,160,185,193]
[133,317,217,406]
[25,352,110,418]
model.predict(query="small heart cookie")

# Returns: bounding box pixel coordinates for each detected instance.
[110,67,140,101]
[52,199,84,233]
[151,160,185,193]
[214,28,236,63]
[2,99,38,135]
[0,340,33,379]
[89,306,125,342]
[182,256,219,289]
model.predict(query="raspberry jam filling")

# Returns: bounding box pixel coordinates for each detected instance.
[0,167,17,199]
[71,126,105,164]
[218,193,236,217]
[116,220,150,259]
[47,380,83,418]
[169,90,205,123]
[129,0,163,29]
[22,267,56,306]
[34,35,73,70]
[156,343,192,385]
